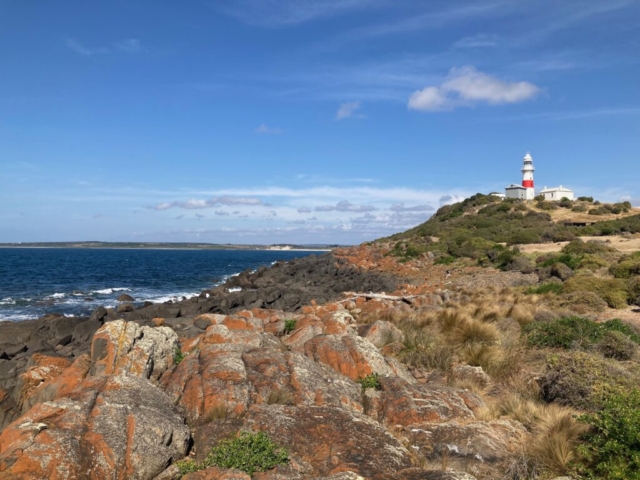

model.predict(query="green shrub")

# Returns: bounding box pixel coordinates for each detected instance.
[539,351,637,411]
[577,389,640,479]
[610,259,640,279]
[578,254,610,271]
[561,239,615,256]
[563,276,630,309]
[434,255,456,265]
[358,372,382,390]
[539,253,581,270]
[548,291,608,313]
[207,431,288,475]
[523,316,639,351]
[523,316,601,350]
[597,330,637,360]
[577,196,594,203]
[572,204,588,212]
[525,282,563,295]
[283,319,297,334]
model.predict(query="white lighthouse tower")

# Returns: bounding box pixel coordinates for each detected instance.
[505,152,536,200]
[521,152,535,200]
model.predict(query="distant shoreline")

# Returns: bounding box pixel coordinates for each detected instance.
[0,243,338,251]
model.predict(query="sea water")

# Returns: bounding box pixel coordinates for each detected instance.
[0,248,319,321]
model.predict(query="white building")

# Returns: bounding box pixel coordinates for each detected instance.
[505,153,536,200]
[505,184,528,200]
[539,186,575,201]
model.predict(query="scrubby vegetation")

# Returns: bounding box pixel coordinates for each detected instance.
[359,280,640,478]
[177,431,289,477]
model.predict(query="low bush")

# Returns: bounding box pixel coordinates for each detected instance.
[177,431,289,476]
[523,316,639,351]
[578,254,609,271]
[577,389,640,479]
[547,291,608,314]
[561,238,615,256]
[562,275,630,309]
[358,372,382,390]
[523,316,602,350]
[597,330,637,360]
[539,351,637,411]
[525,282,563,295]
[610,259,640,279]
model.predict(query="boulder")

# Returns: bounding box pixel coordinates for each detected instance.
[358,321,405,348]
[0,375,190,480]
[90,320,179,382]
[117,293,135,302]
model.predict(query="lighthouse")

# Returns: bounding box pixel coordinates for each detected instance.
[521,152,535,200]
[505,152,537,200]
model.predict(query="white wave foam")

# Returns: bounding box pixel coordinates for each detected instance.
[93,287,131,295]
[228,287,242,293]
[143,292,200,304]
[47,293,66,299]
[0,297,16,305]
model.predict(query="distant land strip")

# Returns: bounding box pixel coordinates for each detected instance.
[0,242,339,250]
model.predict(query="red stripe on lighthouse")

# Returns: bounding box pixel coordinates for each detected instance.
[522,180,534,188]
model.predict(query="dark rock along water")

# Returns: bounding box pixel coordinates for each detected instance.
[0,248,318,321]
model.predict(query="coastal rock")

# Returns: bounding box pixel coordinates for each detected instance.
[162,326,363,424]
[195,404,413,478]
[301,334,414,383]
[409,420,527,464]
[0,375,190,480]
[12,354,71,411]
[182,467,251,480]
[117,293,135,302]
[90,320,179,382]
[370,377,482,425]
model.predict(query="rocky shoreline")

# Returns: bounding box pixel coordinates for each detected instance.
[0,246,549,479]
[0,252,401,431]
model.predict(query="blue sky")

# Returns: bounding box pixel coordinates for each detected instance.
[1,0,639,244]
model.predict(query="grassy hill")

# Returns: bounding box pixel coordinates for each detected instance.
[383,193,640,266]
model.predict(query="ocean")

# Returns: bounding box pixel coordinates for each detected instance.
[0,248,320,322]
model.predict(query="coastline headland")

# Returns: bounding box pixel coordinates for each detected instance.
[2,195,640,478]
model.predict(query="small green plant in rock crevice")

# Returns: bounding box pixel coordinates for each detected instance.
[283,319,297,334]
[358,372,382,391]
[174,347,186,365]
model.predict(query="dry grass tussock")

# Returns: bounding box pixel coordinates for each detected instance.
[266,388,294,405]
[479,393,586,478]
[206,403,229,422]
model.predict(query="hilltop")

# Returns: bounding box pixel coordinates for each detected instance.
[2,194,640,479]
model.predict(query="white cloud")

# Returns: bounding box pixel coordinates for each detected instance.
[255,124,283,134]
[150,196,263,210]
[335,200,376,212]
[116,38,145,54]
[297,206,312,213]
[390,203,434,212]
[336,101,363,120]
[408,66,540,112]
[452,34,498,48]
[315,205,335,212]
[65,37,109,56]
[439,194,464,206]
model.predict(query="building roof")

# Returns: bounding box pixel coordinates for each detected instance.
[539,185,573,193]
[505,184,526,190]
